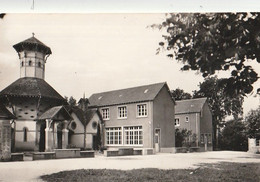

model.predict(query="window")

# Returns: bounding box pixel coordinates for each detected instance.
[38,62,41,67]
[118,106,127,119]
[201,134,204,143]
[185,116,189,122]
[101,108,109,120]
[28,60,32,66]
[71,121,77,130]
[124,126,143,145]
[23,127,28,142]
[106,127,122,145]
[208,134,212,144]
[92,121,97,129]
[175,118,180,127]
[137,104,147,117]
[21,61,24,67]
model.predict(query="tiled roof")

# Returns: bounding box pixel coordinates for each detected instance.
[0,104,16,119]
[0,77,66,101]
[65,105,101,126]
[175,97,207,114]
[13,36,52,54]
[37,106,72,120]
[89,82,169,107]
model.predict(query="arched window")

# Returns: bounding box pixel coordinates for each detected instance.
[23,127,28,142]
[38,62,41,67]
[28,60,32,66]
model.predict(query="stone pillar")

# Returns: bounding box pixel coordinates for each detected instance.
[0,120,11,161]
[45,119,53,152]
[53,123,58,149]
[62,129,68,149]
[248,138,256,153]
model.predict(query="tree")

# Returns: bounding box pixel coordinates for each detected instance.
[219,118,248,151]
[153,13,260,96]
[245,106,260,140]
[175,128,192,147]
[171,88,192,100]
[193,76,244,149]
[93,124,102,150]
[64,96,77,107]
[0,13,5,19]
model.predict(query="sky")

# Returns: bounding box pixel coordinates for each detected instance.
[0,1,259,117]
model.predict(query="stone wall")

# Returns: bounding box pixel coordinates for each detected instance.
[0,120,11,161]
[248,138,260,154]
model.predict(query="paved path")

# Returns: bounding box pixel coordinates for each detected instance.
[0,151,260,182]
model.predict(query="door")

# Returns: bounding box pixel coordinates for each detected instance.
[39,123,46,152]
[57,131,62,149]
[155,128,160,153]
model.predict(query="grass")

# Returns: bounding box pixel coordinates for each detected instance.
[41,162,260,182]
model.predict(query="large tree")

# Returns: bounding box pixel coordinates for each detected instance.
[171,88,192,101]
[245,106,260,140]
[193,77,244,149]
[153,13,260,96]
[219,118,248,151]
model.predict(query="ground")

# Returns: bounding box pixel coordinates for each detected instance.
[0,151,259,182]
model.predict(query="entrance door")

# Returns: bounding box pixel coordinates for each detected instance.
[57,131,62,149]
[39,123,46,152]
[155,128,160,153]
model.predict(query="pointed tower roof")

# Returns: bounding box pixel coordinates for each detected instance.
[13,34,52,55]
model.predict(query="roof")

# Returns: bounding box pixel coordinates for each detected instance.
[0,77,66,101]
[65,105,102,126]
[37,106,72,121]
[175,97,208,114]
[13,36,52,55]
[89,82,171,107]
[0,104,16,119]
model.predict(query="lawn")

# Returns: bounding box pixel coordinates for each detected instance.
[41,162,260,182]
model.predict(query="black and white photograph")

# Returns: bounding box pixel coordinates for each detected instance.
[0,1,259,181]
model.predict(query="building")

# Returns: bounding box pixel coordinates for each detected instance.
[174,98,213,151]
[88,82,176,153]
[0,104,16,160]
[0,35,102,152]
[65,104,104,150]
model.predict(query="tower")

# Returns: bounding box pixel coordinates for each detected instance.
[13,33,52,79]
[0,35,66,152]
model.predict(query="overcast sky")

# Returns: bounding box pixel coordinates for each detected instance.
[0,2,259,117]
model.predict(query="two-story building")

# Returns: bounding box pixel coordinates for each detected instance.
[174,98,213,151]
[88,82,175,154]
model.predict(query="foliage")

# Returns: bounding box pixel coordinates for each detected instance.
[41,163,260,182]
[175,128,192,147]
[0,13,5,19]
[93,124,102,150]
[193,76,244,148]
[218,118,248,151]
[154,13,260,96]
[64,96,77,106]
[245,106,260,140]
[171,88,192,100]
